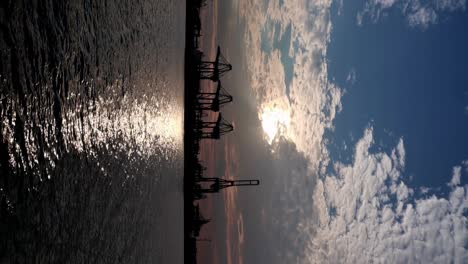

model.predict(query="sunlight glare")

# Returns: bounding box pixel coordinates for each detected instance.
[260,107,290,144]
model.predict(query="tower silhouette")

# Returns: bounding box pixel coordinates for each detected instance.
[195,81,233,112]
[198,46,232,81]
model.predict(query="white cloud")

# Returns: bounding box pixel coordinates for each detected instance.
[407,6,438,29]
[239,0,341,171]
[357,0,467,28]
[238,1,468,263]
[357,12,364,26]
[346,68,357,85]
[437,0,468,11]
[337,0,344,16]
[449,166,462,187]
[420,186,431,194]
[305,127,468,263]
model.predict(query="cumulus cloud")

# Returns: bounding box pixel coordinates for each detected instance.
[407,6,438,28]
[357,0,467,28]
[237,1,468,263]
[237,0,342,261]
[305,127,468,263]
[449,166,462,187]
[239,0,342,171]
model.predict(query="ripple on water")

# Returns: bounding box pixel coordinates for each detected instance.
[0,0,185,262]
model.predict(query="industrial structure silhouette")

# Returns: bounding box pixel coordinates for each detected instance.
[184,1,260,263]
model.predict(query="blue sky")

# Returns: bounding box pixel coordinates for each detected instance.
[327,0,468,192]
[219,0,468,262]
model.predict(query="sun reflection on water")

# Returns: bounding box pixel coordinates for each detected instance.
[62,83,183,161]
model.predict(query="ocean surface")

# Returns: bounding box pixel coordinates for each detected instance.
[0,0,185,263]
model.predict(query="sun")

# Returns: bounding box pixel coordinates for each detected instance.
[260,107,291,144]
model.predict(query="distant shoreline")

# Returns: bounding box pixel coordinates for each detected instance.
[183,0,199,263]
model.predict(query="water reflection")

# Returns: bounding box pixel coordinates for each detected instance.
[62,82,183,159]
[0,0,185,262]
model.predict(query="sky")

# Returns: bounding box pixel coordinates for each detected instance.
[205,0,468,263]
